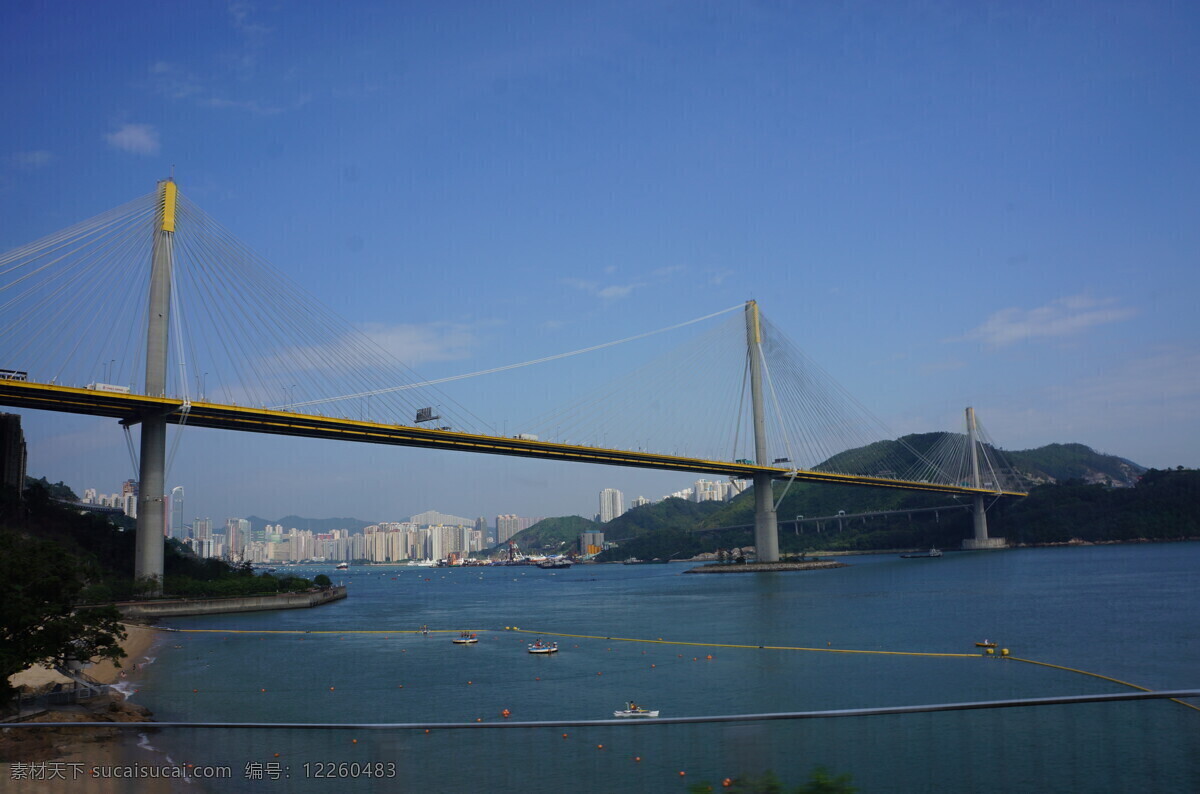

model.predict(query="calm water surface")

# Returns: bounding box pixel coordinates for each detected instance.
[122,543,1200,792]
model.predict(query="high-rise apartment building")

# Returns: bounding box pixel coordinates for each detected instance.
[496,514,521,545]
[169,486,185,540]
[599,488,624,523]
[0,413,27,496]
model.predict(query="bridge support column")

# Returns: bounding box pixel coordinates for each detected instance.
[135,180,176,593]
[746,301,779,562]
[961,406,1006,551]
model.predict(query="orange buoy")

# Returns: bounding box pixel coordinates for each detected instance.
[192,689,198,693]
[501,709,511,718]
[261,688,267,692]
[634,756,642,762]
[352,739,358,744]
[706,655,713,660]
[274,753,280,758]
[597,744,604,750]
[562,733,569,739]
[679,771,687,776]
[723,778,733,787]
[329,687,335,691]
[476,718,482,722]
[651,664,656,668]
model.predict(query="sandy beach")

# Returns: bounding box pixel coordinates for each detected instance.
[2,624,178,792]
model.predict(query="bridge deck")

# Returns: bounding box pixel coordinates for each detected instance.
[0,380,1026,497]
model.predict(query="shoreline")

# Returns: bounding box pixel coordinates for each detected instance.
[2,624,166,790]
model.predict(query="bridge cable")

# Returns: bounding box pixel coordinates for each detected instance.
[281,303,745,411]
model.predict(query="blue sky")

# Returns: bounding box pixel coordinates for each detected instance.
[2,1,1198,526]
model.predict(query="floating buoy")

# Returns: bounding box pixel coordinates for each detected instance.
[192,689,198,693]
[330,686,336,691]
[467,681,473,685]
[596,672,602,676]
[596,744,604,750]
[562,733,569,739]
[352,739,358,744]
[723,778,733,787]
[398,685,403,688]
[651,664,656,668]
[424,729,430,734]
[706,655,713,660]
[261,688,266,692]
[679,771,687,777]
[501,709,511,718]
[634,756,642,762]
[274,753,280,758]
[535,677,540,681]
[476,718,482,722]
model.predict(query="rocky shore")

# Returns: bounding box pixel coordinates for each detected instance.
[2,624,159,770]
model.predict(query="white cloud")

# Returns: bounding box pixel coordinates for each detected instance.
[356,322,475,366]
[597,284,637,299]
[105,124,160,156]
[957,295,1136,348]
[563,277,642,300]
[9,150,54,169]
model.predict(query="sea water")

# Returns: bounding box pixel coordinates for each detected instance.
[120,543,1200,792]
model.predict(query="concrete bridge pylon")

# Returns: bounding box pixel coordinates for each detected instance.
[134,180,176,593]
[961,406,1007,551]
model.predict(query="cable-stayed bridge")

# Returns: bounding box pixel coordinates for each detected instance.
[0,181,1025,587]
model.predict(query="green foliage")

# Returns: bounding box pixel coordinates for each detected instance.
[313,573,332,588]
[505,515,597,551]
[593,499,727,561]
[24,475,79,502]
[688,768,856,793]
[0,529,126,703]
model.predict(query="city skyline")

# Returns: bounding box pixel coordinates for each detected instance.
[74,477,734,541]
[4,3,1198,523]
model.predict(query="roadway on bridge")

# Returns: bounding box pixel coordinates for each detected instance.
[0,379,1025,497]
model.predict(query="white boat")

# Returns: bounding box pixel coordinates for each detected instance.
[336,562,349,570]
[614,702,659,718]
[527,641,558,654]
[452,632,479,644]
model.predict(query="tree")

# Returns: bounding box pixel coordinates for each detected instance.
[0,529,126,704]
[313,574,332,589]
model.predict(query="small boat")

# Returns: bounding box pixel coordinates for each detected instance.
[336,562,349,570]
[614,702,659,718]
[527,640,558,654]
[452,632,478,645]
[975,640,997,648]
[537,559,572,569]
[900,548,942,559]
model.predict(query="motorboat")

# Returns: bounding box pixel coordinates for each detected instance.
[527,640,558,654]
[975,640,997,648]
[336,562,349,570]
[900,549,942,558]
[614,702,659,718]
[452,632,478,645]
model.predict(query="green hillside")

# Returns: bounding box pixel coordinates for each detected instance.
[1005,443,1143,486]
[504,515,597,552]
